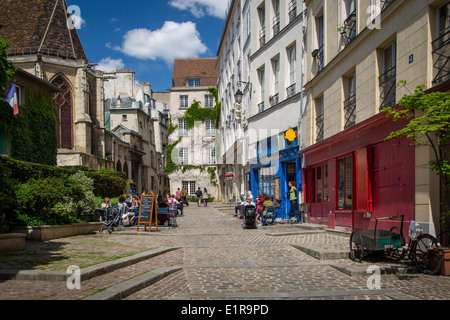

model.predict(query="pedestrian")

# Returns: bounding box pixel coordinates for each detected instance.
[203,188,208,207]
[176,188,182,198]
[195,187,203,207]
[181,188,189,206]
[288,181,297,214]
[129,179,136,196]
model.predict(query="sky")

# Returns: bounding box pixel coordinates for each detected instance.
[67,0,229,92]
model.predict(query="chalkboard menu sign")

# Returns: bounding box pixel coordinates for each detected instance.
[137,194,158,232]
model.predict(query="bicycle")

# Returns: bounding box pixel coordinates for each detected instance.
[350,216,444,275]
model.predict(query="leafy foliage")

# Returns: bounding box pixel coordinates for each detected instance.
[0,38,17,99]
[383,83,450,230]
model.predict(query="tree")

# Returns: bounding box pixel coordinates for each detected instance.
[0,38,17,99]
[383,82,450,235]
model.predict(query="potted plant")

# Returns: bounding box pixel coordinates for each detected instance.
[338,26,347,35]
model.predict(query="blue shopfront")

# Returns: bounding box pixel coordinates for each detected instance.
[249,129,302,220]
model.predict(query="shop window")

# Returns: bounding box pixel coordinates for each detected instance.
[307,164,329,204]
[338,155,353,210]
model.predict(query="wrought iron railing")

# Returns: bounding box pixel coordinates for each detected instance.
[270,93,279,106]
[380,0,396,11]
[432,27,450,85]
[259,28,266,48]
[316,113,324,142]
[345,10,357,46]
[379,66,396,110]
[273,15,280,36]
[344,94,356,129]
[286,83,296,98]
[258,101,265,113]
[6,46,79,60]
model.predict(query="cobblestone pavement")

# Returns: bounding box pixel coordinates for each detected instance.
[0,203,449,301]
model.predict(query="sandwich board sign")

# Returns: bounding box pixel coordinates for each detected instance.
[137,194,158,232]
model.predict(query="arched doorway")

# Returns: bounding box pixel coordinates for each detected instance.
[123,162,129,179]
[52,77,73,149]
[116,160,122,172]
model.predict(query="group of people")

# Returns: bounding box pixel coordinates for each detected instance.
[234,191,281,226]
[100,194,141,226]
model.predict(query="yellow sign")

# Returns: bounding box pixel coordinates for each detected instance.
[283,128,298,142]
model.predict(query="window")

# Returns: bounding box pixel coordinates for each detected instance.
[180,95,189,108]
[273,58,280,96]
[259,68,265,112]
[182,181,196,195]
[259,6,266,47]
[206,147,216,164]
[380,41,397,110]
[314,15,325,73]
[205,119,216,136]
[187,78,201,87]
[344,0,357,44]
[289,0,297,22]
[316,96,324,142]
[178,147,189,165]
[287,45,297,98]
[344,72,356,129]
[122,115,128,122]
[273,0,280,36]
[178,118,188,136]
[432,2,450,85]
[205,94,214,108]
[338,155,353,210]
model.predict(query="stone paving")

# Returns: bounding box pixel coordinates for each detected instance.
[0,203,449,301]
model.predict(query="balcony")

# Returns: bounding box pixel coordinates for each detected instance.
[344,10,357,46]
[259,28,266,48]
[312,45,324,73]
[286,83,296,98]
[273,15,280,36]
[316,113,324,142]
[379,66,396,110]
[258,102,265,113]
[432,27,450,85]
[270,93,279,107]
[344,94,356,129]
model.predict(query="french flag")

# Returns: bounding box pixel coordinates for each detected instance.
[5,83,19,117]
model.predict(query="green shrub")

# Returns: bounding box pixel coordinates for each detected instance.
[13,175,84,227]
[59,171,96,217]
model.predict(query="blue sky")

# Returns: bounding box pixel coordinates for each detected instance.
[67,0,227,92]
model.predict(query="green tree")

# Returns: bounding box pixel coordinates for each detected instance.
[383,83,450,232]
[0,38,17,99]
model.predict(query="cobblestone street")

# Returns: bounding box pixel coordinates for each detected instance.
[0,203,449,302]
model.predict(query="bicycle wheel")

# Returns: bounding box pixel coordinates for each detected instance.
[412,234,444,275]
[350,231,365,262]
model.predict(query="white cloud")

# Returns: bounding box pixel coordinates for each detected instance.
[114,21,208,64]
[168,0,228,19]
[95,57,125,72]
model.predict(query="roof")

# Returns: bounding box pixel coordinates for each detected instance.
[0,0,88,61]
[172,57,218,88]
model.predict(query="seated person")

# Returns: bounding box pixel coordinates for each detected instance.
[234,193,245,217]
[117,196,134,225]
[176,195,186,215]
[260,196,275,225]
[99,197,111,221]
[157,198,169,225]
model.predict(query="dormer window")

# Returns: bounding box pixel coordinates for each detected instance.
[187,78,201,87]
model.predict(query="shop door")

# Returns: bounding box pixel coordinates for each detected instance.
[371,138,415,235]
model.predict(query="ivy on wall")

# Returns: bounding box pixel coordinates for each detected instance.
[165,87,221,177]
[9,93,58,166]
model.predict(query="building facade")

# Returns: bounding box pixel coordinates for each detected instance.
[0,0,112,170]
[217,0,307,219]
[164,58,220,200]
[302,0,450,238]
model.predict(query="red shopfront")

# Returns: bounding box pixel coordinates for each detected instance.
[302,112,415,236]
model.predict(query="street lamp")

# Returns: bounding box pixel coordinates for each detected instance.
[234,81,252,103]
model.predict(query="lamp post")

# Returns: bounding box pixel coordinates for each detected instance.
[234,81,252,103]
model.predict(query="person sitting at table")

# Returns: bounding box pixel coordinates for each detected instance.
[99,197,111,221]
[255,194,265,224]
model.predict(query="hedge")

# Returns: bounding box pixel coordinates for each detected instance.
[0,155,127,199]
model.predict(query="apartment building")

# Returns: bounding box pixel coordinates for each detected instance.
[217,0,307,219]
[166,58,220,200]
[302,0,450,237]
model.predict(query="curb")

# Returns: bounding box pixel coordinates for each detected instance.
[291,244,350,260]
[82,266,182,300]
[0,247,179,282]
[330,264,419,276]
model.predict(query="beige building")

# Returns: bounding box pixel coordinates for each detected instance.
[302,0,450,236]
[164,58,220,200]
